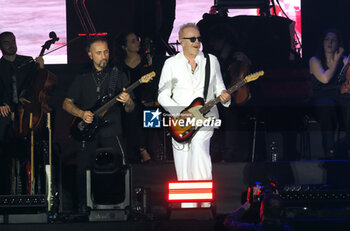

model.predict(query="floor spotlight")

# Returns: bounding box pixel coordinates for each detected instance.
[167,181,214,220]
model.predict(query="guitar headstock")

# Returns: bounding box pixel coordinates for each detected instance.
[244,71,264,83]
[140,71,156,83]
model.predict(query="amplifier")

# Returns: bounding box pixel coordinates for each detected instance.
[0,195,47,214]
[0,195,47,224]
[279,185,350,206]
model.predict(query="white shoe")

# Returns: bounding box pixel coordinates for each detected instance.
[181,202,198,208]
[200,202,211,208]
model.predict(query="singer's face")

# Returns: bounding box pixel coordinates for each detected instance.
[180,26,201,58]
[88,41,109,71]
[0,34,17,56]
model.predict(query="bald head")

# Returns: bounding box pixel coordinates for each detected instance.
[178,23,199,40]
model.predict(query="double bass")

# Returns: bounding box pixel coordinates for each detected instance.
[340,54,350,94]
[10,32,58,195]
[14,32,58,136]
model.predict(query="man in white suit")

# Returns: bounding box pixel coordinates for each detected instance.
[158,23,231,182]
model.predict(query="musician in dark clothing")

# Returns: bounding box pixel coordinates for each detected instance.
[114,32,164,163]
[203,25,252,162]
[224,190,293,231]
[62,36,134,213]
[0,32,44,140]
[0,31,44,194]
[309,28,348,158]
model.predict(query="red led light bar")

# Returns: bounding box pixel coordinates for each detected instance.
[78,32,108,37]
[168,181,213,202]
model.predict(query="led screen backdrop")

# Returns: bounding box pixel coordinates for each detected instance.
[0,0,67,64]
[171,0,301,52]
[0,0,299,64]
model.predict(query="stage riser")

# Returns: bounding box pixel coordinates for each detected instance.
[132,161,350,215]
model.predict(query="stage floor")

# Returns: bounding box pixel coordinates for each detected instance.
[132,160,350,215]
[2,160,350,231]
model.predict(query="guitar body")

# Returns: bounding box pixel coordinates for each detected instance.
[70,96,109,141]
[168,71,264,143]
[70,116,107,141]
[168,97,205,143]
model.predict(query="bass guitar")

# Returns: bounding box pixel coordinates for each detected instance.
[168,71,264,143]
[70,71,156,141]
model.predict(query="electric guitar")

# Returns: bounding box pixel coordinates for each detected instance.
[70,71,156,141]
[168,71,264,143]
[46,112,53,211]
[30,113,35,195]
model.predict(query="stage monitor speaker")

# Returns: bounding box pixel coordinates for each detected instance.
[214,0,268,8]
[280,184,350,219]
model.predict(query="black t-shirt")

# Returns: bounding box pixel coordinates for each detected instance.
[0,55,37,108]
[67,67,131,137]
[311,59,342,98]
[120,56,162,105]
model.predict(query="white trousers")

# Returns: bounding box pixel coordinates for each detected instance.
[172,128,214,181]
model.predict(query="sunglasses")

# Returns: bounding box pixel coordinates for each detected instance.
[182,37,202,43]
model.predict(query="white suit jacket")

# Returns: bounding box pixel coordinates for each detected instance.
[158,51,230,119]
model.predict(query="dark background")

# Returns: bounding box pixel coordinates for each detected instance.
[65,0,350,64]
[56,0,350,163]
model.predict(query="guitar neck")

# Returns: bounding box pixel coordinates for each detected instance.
[94,79,141,115]
[199,78,246,115]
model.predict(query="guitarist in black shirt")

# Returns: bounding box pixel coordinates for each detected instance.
[62,36,134,213]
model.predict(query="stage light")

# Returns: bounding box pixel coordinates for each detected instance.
[167,181,215,220]
[78,32,108,37]
[86,148,131,221]
[168,181,214,202]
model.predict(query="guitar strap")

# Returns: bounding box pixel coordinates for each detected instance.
[108,68,119,98]
[203,52,210,102]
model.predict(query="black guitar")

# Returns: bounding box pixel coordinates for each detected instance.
[70,71,155,141]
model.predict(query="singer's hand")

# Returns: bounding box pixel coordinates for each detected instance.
[35,56,44,69]
[220,90,231,103]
